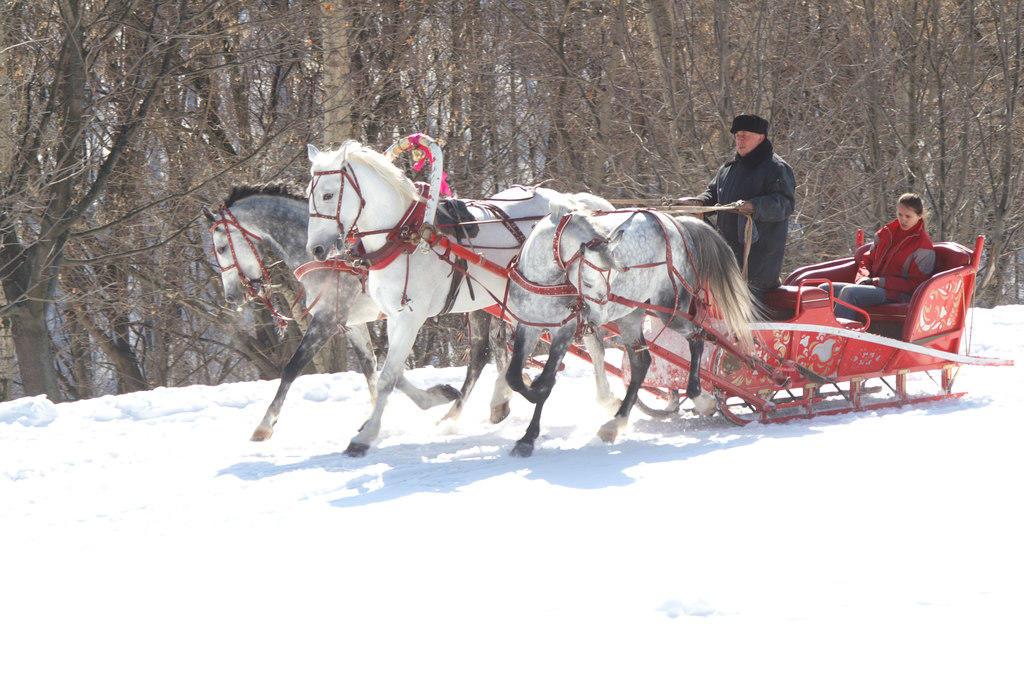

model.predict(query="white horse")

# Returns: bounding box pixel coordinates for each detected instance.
[205,186,495,442]
[305,140,617,455]
[503,199,757,456]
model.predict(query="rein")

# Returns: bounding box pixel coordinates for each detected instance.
[209,205,291,329]
[668,202,754,278]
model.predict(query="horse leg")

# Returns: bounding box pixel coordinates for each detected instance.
[346,312,427,456]
[346,323,378,404]
[686,334,716,416]
[373,318,459,412]
[442,311,492,422]
[597,310,651,443]
[251,312,337,441]
[344,321,448,412]
[351,319,457,412]
[505,323,544,403]
[582,331,620,413]
[488,319,513,423]
[394,377,461,410]
[511,323,576,457]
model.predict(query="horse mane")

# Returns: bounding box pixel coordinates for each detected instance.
[224,184,304,207]
[545,193,589,223]
[318,140,423,206]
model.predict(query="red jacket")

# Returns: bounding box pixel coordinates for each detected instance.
[857,219,935,300]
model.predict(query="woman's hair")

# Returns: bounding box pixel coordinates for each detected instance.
[898,192,925,216]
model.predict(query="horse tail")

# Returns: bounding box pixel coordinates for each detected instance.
[675,216,758,350]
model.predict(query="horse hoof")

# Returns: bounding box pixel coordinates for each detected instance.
[597,419,621,443]
[510,440,534,457]
[429,384,461,403]
[490,402,510,424]
[250,426,273,442]
[345,441,370,457]
[692,392,718,417]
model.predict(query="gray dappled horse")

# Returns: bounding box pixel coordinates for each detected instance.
[305,141,618,455]
[205,186,502,441]
[504,200,757,456]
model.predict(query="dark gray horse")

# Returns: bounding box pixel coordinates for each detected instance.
[205,186,504,441]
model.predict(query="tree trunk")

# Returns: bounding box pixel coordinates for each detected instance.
[645,0,685,176]
[7,301,61,400]
[322,2,353,143]
[713,0,732,151]
[66,305,94,400]
[74,304,148,394]
[0,288,13,401]
[862,0,888,223]
[0,0,87,401]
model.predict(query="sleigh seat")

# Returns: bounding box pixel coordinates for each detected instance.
[763,241,976,339]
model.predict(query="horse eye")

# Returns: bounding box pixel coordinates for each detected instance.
[322,192,335,201]
[217,246,227,254]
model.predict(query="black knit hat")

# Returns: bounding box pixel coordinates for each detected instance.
[730,114,769,135]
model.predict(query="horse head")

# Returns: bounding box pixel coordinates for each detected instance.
[204,205,270,305]
[306,141,423,262]
[561,213,627,305]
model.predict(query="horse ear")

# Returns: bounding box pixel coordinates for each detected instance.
[202,206,216,222]
[307,144,320,162]
[588,239,626,273]
[600,226,628,272]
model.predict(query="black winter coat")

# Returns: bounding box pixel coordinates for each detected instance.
[697,139,796,288]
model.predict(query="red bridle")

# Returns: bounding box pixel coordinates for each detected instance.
[498,213,614,333]
[308,164,366,245]
[507,213,613,301]
[208,205,290,328]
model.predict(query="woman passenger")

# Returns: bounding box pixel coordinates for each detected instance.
[828,193,935,321]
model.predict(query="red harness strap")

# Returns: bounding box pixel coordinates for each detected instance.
[294,258,368,282]
[357,198,429,270]
[293,258,370,321]
[463,200,529,245]
[507,259,578,297]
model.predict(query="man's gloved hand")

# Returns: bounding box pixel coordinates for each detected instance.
[736,201,755,216]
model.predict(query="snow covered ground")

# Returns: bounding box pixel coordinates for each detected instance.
[2,307,1023,680]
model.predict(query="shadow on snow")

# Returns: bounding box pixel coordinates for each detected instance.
[217,393,992,508]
